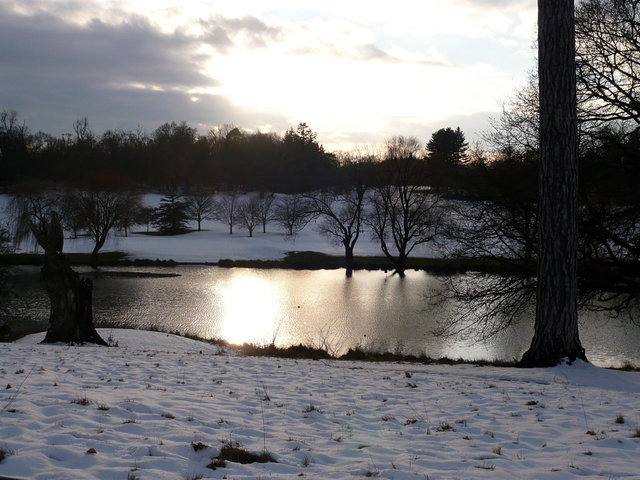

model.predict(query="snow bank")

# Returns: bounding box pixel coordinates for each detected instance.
[1,329,639,479]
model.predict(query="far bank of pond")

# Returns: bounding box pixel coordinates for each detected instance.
[0,250,536,274]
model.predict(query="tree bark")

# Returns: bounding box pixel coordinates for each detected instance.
[519,0,586,367]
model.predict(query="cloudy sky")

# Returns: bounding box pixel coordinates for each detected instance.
[0,0,537,151]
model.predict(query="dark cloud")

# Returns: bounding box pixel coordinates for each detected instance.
[0,9,214,90]
[0,5,289,137]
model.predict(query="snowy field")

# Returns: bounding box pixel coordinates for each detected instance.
[1,329,639,480]
[1,193,442,262]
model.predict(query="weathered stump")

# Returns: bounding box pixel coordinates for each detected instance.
[32,212,107,345]
[40,252,106,345]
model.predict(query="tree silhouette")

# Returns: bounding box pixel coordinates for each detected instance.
[576,0,640,130]
[426,127,468,166]
[306,185,368,276]
[366,137,442,277]
[66,189,142,267]
[426,127,468,190]
[184,188,215,231]
[153,193,189,234]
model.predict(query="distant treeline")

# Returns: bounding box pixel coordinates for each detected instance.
[0,118,338,192]
[0,112,487,194]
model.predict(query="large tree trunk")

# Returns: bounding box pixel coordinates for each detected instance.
[90,233,108,268]
[90,246,100,269]
[32,212,107,345]
[393,254,407,278]
[344,242,354,277]
[519,0,586,367]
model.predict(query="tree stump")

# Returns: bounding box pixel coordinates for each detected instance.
[32,212,107,345]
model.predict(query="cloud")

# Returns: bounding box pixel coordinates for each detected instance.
[0,3,293,137]
[0,9,217,90]
[0,0,532,152]
[316,110,497,152]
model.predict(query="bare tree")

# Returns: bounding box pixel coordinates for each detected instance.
[433,150,538,339]
[519,0,586,367]
[366,136,443,277]
[65,190,141,267]
[0,110,31,185]
[256,192,276,233]
[238,195,261,237]
[487,73,540,154]
[10,190,63,250]
[306,185,367,276]
[61,193,85,239]
[434,0,640,345]
[214,191,240,234]
[117,196,144,237]
[184,188,214,231]
[576,0,640,130]
[72,117,94,144]
[136,206,156,233]
[445,152,538,263]
[273,194,314,236]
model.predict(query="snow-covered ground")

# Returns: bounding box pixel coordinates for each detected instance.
[1,329,640,480]
[1,193,442,262]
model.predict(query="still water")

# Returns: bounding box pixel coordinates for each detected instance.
[4,265,639,367]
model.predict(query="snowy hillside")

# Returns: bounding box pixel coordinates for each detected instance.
[1,329,640,480]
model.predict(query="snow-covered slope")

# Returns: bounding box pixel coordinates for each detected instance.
[1,329,639,480]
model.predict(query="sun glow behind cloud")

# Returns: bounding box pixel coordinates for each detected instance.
[1,0,536,150]
[213,49,513,138]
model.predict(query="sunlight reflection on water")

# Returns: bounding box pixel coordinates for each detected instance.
[218,272,282,344]
[4,265,640,367]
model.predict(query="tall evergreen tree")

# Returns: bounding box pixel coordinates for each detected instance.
[153,194,189,234]
[426,127,468,190]
[426,127,468,166]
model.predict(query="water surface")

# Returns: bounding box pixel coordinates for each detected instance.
[3,265,638,367]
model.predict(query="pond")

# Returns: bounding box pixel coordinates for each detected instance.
[3,265,639,367]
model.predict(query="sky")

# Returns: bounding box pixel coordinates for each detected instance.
[0,0,537,152]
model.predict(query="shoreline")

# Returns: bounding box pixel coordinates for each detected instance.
[0,250,535,276]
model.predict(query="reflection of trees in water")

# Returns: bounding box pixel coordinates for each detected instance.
[1,267,50,339]
[432,272,640,345]
[431,274,535,341]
